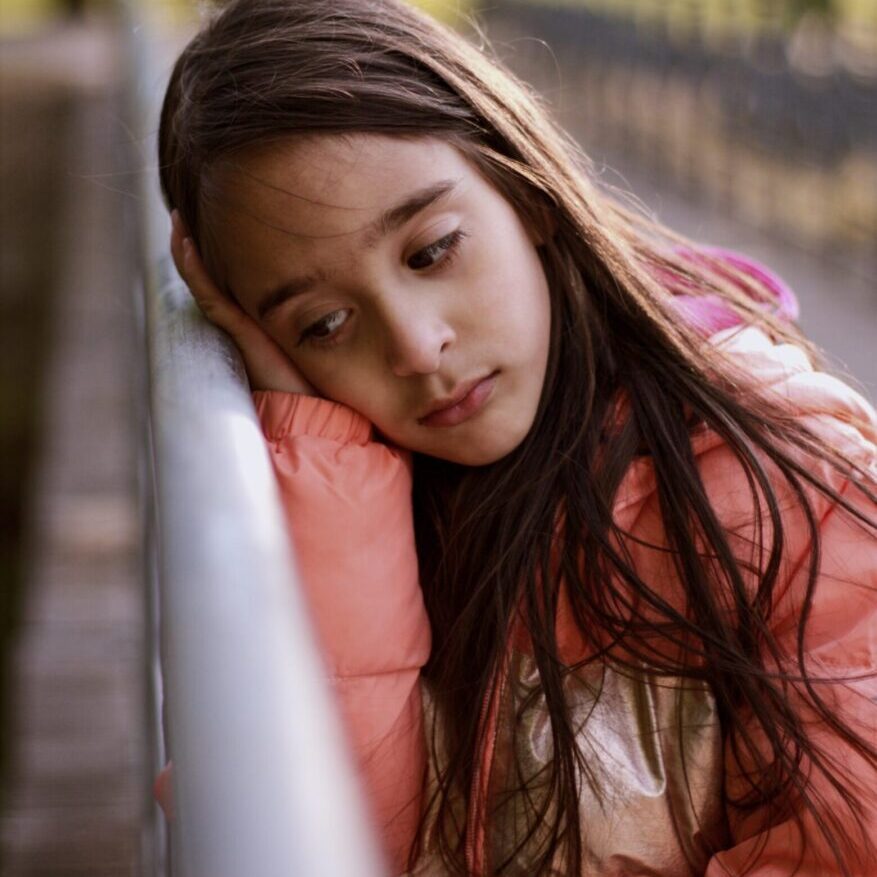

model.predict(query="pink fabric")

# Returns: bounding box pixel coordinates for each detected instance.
[665,246,800,336]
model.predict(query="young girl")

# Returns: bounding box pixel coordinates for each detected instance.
[153,1,877,874]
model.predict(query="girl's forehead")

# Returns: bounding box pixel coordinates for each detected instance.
[202,133,482,300]
[213,133,472,234]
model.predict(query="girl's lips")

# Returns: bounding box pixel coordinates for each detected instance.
[420,371,499,428]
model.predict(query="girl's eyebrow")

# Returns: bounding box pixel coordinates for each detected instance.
[256,178,460,321]
[361,178,459,249]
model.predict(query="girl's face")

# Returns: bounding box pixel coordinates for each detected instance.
[206,134,552,465]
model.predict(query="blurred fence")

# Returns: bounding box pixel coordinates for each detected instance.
[522,0,877,73]
[484,0,877,269]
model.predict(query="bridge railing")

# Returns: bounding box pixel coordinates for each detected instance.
[119,3,388,875]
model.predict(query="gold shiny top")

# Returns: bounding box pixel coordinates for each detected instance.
[410,650,729,875]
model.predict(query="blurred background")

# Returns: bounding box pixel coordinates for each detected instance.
[1,0,874,873]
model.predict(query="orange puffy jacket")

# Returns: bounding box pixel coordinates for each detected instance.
[156,323,877,876]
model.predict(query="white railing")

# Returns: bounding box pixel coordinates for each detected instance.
[120,3,388,875]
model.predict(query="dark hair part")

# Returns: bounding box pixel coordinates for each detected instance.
[159,1,877,874]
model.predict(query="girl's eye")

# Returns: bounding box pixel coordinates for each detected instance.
[296,231,467,349]
[406,229,468,271]
[298,308,350,347]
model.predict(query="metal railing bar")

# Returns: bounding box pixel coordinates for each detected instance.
[119,3,388,875]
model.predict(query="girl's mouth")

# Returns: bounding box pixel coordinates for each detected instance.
[419,371,499,428]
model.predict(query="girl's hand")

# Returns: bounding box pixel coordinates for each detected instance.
[170,210,316,396]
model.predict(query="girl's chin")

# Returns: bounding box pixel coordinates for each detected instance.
[378,407,535,465]
[416,430,527,467]
[377,427,515,465]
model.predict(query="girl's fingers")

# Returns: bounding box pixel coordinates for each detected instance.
[175,231,269,355]
[170,212,246,335]
[168,210,316,395]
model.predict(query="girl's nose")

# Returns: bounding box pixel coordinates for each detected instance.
[384,309,455,377]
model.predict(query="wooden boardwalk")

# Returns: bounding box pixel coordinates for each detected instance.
[0,23,152,876]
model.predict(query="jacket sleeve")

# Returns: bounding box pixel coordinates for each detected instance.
[704,331,877,876]
[253,391,431,874]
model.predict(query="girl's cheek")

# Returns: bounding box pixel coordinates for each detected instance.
[308,357,376,413]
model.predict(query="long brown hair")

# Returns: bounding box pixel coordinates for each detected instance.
[158,2,877,874]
